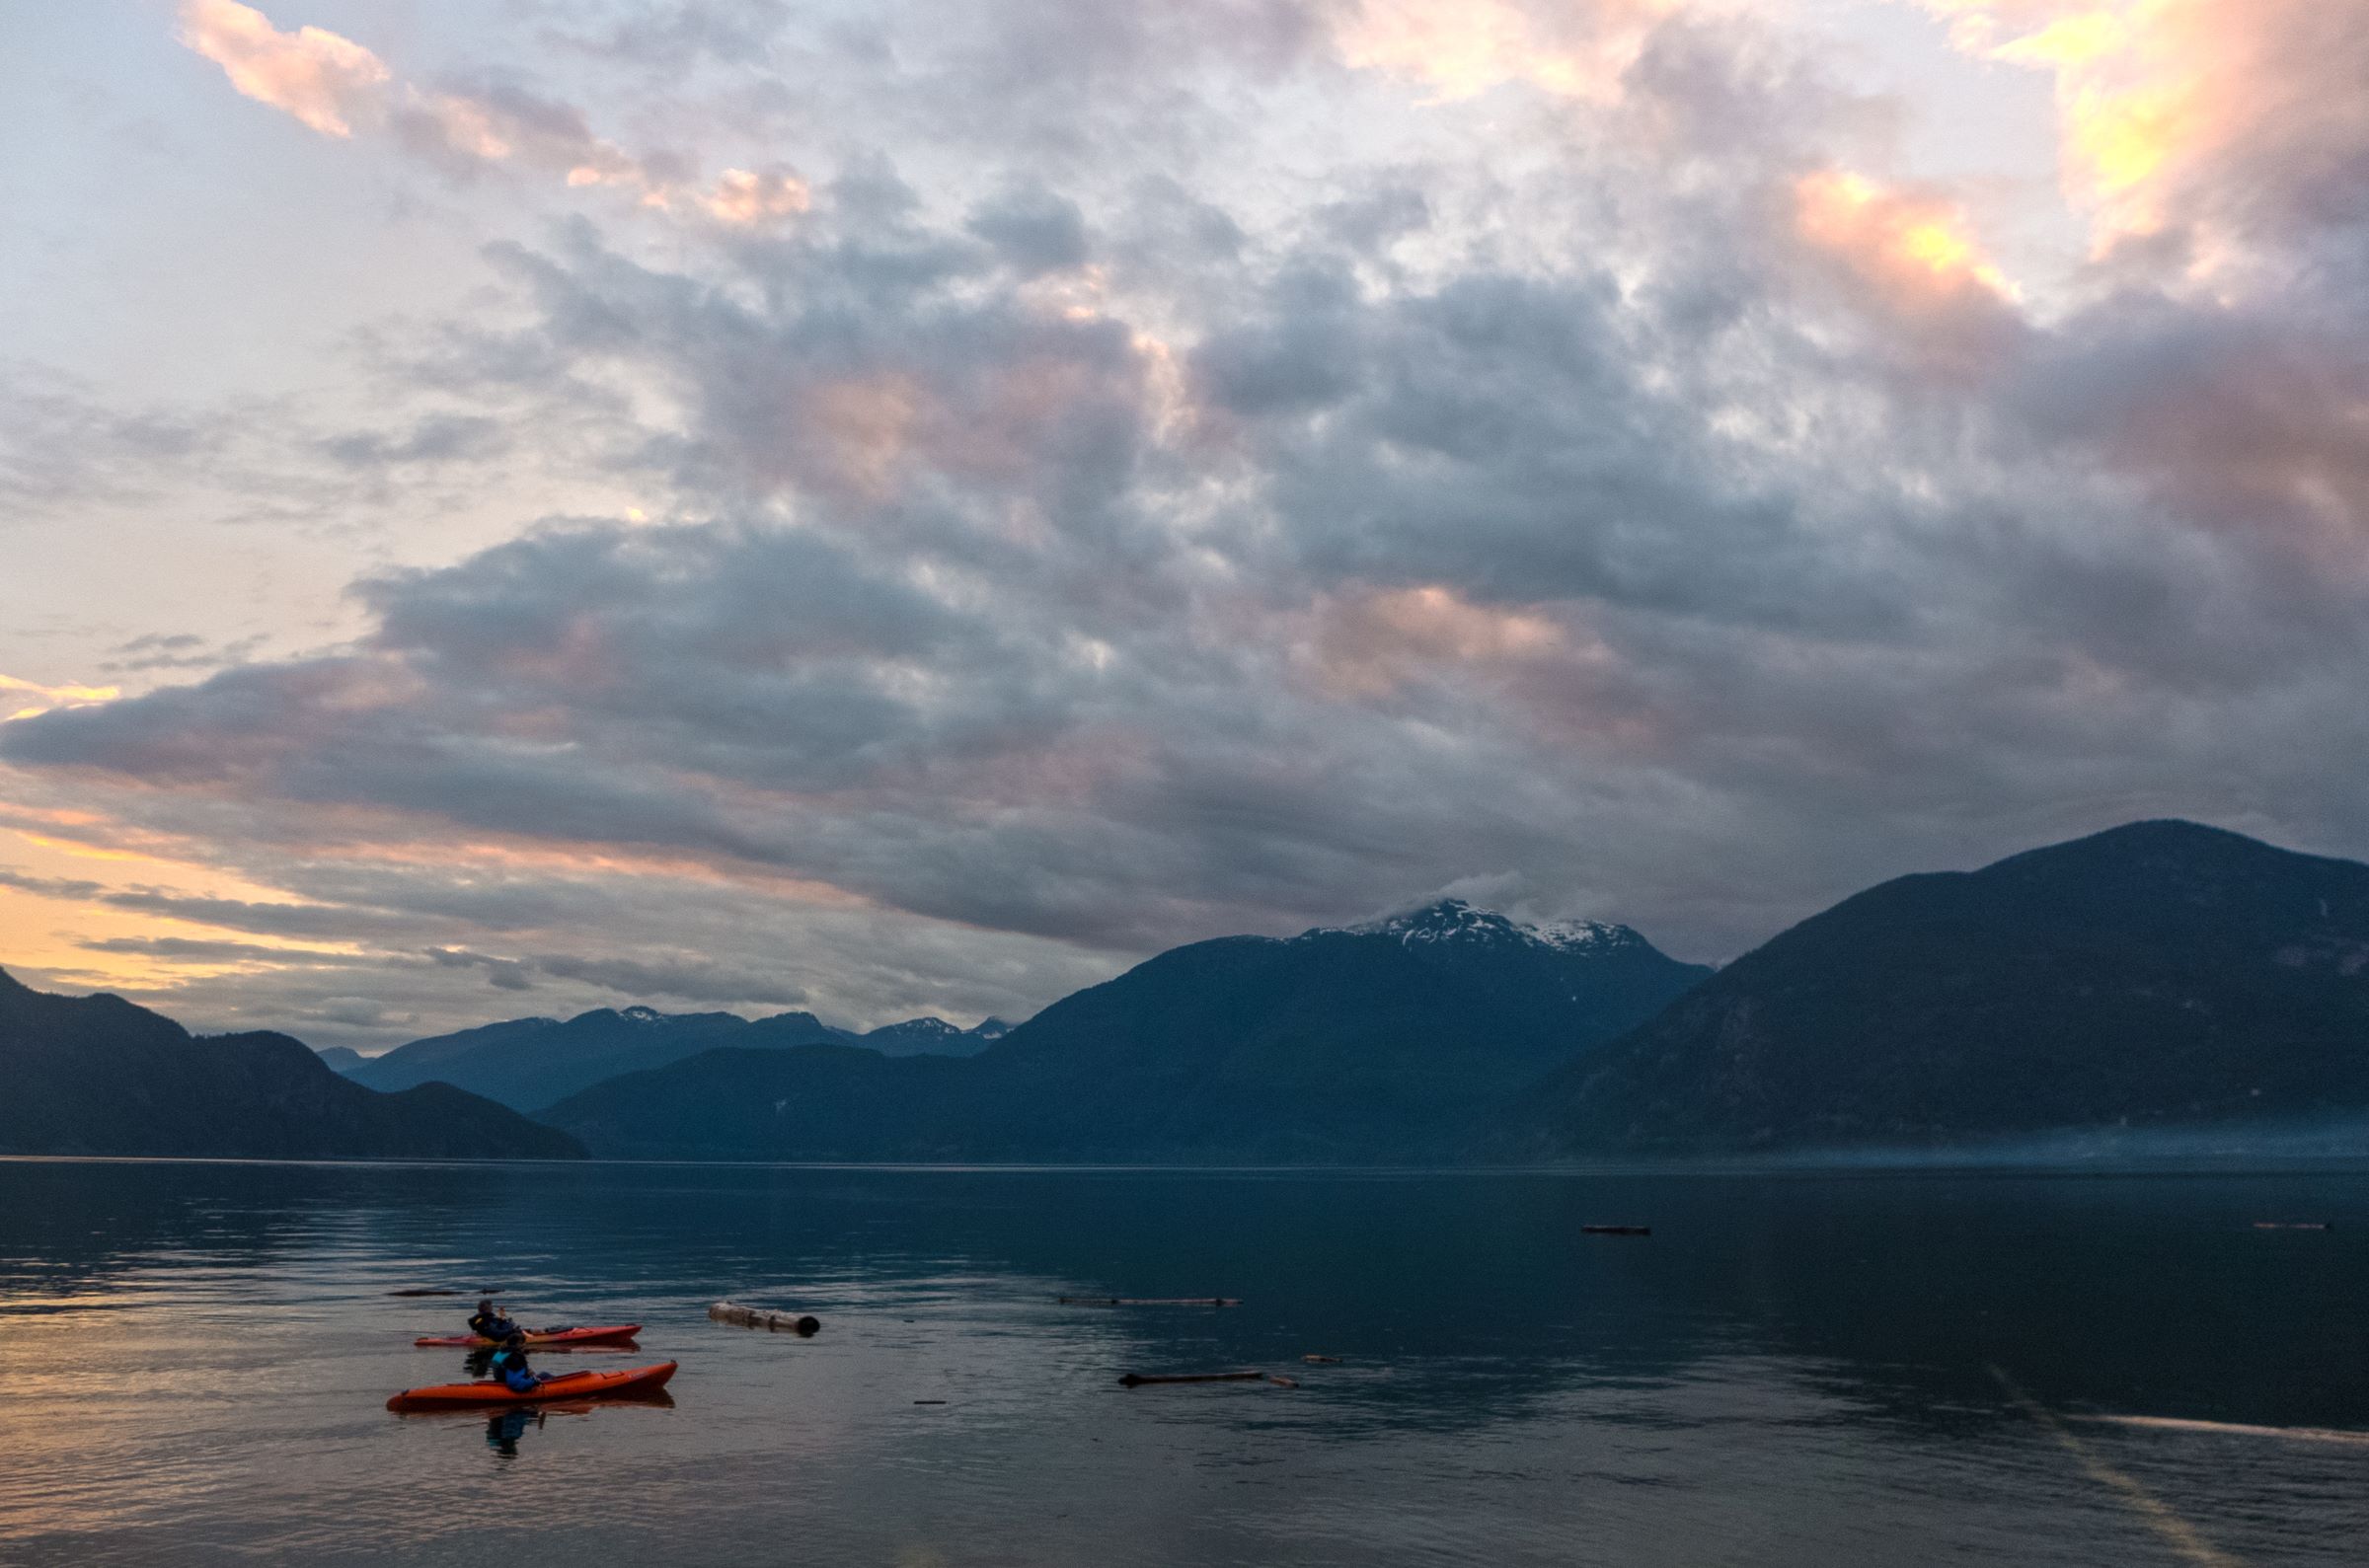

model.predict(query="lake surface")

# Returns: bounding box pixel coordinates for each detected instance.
[2,1158,2365,1566]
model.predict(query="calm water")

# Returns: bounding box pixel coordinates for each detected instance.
[2,1159,2366,1566]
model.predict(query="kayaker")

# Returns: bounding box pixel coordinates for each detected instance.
[469,1299,520,1341]
[487,1332,548,1394]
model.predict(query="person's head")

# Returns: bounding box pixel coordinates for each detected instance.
[503,1331,526,1350]
[477,1298,494,1313]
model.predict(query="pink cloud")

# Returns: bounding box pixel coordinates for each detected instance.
[179,0,390,138]
[175,2,806,229]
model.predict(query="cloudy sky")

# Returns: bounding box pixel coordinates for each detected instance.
[3,0,2364,1049]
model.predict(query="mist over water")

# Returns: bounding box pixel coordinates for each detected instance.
[2,1159,2364,1565]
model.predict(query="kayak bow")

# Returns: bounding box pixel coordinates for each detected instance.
[387,1361,677,1412]
[412,1324,643,1349]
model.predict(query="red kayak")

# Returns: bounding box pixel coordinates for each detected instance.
[412,1324,642,1349]
[387,1361,677,1412]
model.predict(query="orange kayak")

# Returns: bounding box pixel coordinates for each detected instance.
[387,1361,678,1412]
[413,1323,643,1349]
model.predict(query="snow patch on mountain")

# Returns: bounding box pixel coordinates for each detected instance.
[1304,898,1645,952]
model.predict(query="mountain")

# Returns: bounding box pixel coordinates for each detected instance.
[354,1005,1009,1108]
[539,900,1711,1160]
[348,1006,845,1109]
[861,1015,1011,1057]
[314,1045,365,1074]
[0,969,582,1159]
[1528,821,2369,1155]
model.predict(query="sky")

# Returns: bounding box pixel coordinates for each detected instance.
[2,0,2365,1051]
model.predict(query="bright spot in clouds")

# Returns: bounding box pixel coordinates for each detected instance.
[1795,169,2016,300]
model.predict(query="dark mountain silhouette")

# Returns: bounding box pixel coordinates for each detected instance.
[1528,821,2369,1155]
[348,1007,842,1108]
[314,1044,365,1074]
[351,1005,1014,1108]
[0,968,582,1159]
[539,901,1711,1160]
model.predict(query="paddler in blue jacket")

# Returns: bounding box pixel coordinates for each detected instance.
[487,1331,549,1393]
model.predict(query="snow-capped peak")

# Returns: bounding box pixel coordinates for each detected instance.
[619,1006,669,1024]
[1306,898,1642,952]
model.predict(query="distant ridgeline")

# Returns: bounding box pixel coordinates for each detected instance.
[0,969,581,1160]
[16,819,2369,1165]
[537,902,1712,1161]
[343,1008,1012,1111]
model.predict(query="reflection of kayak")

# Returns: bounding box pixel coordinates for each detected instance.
[412,1324,643,1349]
[387,1361,678,1412]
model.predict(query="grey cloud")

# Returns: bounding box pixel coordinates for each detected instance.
[0,868,105,901]
[966,185,1091,275]
[320,414,510,471]
[543,0,796,70]
[0,369,241,516]
[1316,183,1431,254]
[1193,263,1365,416]
[528,950,809,1007]
[428,946,539,991]
[103,633,268,675]
[78,935,354,967]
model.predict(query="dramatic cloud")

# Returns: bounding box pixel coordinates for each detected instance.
[5,0,2365,1045]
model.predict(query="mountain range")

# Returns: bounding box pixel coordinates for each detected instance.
[538,902,1712,1160]
[0,968,581,1160]
[13,819,2369,1165]
[344,1007,1011,1110]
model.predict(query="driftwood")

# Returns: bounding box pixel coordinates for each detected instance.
[2254,1222,2332,1231]
[1058,1296,1242,1307]
[1119,1371,1265,1387]
[710,1301,821,1334]
[1580,1225,1651,1236]
[1301,1354,1342,1364]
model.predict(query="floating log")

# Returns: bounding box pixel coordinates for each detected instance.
[1058,1296,1242,1307]
[2253,1222,2332,1231]
[388,1288,461,1298]
[1119,1371,1265,1387]
[1265,1375,1300,1388]
[1580,1225,1651,1236]
[710,1302,821,1334]
[1301,1354,1342,1364]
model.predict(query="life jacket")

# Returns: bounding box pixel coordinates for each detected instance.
[471,1311,517,1340]
[489,1348,537,1392]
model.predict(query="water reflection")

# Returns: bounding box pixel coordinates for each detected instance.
[2,1159,2366,1566]
[381,1396,680,1460]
